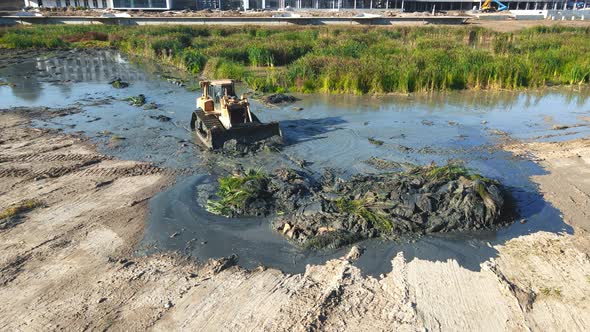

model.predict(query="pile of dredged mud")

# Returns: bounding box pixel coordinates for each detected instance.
[204,164,514,249]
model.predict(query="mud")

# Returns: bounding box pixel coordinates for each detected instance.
[278,165,512,249]
[264,93,298,105]
[220,135,283,156]
[204,165,512,249]
[363,156,410,170]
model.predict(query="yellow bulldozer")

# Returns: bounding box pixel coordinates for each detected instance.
[190,79,282,150]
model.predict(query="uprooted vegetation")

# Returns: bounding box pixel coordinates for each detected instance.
[204,163,514,249]
[1,25,590,94]
[110,78,129,89]
[206,169,270,216]
[125,94,146,107]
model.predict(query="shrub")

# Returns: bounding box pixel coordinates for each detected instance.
[181,48,207,74]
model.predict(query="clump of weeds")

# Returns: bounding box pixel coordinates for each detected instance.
[539,287,562,298]
[111,78,129,89]
[125,94,146,106]
[335,197,393,233]
[0,199,43,230]
[206,169,268,217]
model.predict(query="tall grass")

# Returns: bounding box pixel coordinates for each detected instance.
[1,25,589,94]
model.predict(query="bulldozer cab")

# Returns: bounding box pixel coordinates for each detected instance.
[208,81,236,104]
[197,79,252,129]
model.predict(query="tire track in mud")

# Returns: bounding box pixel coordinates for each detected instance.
[0,153,110,164]
[74,164,193,178]
[0,156,104,179]
[0,168,30,178]
[0,162,193,179]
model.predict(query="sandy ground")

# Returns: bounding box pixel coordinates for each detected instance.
[506,138,590,248]
[1,108,590,331]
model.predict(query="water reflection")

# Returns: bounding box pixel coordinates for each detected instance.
[35,51,146,83]
[0,50,148,102]
[297,86,590,113]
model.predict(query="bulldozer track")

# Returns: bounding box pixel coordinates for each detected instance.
[0,153,111,164]
[0,168,31,178]
[74,165,193,177]
[0,163,193,179]
[1,110,196,182]
[196,109,225,131]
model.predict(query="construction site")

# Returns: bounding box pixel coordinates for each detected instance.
[2,0,590,329]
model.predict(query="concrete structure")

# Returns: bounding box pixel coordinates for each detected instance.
[24,0,112,9]
[20,0,590,11]
[22,0,194,10]
[0,14,469,24]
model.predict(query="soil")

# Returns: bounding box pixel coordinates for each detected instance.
[505,138,590,249]
[1,107,590,330]
[264,93,298,105]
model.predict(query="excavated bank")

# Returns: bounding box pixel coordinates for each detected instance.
[205,164,514,249]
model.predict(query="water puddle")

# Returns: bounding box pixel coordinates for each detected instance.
[1,49,587,275]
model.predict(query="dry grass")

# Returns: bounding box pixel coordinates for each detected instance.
[0,199,42,220]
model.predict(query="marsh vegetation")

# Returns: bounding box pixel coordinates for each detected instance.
[1,25,589,94]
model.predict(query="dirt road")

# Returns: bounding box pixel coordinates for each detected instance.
[1,108,589,331]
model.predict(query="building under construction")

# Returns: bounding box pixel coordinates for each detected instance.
[21,0,589,11]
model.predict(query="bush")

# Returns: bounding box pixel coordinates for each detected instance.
[181,48,207,74]
[0,32,66,48]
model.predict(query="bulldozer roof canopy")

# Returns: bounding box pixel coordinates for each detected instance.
[209,79,234,86]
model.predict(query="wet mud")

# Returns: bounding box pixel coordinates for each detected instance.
[1,49,588,275]
[202,165,513,250]
[263,93,298,105]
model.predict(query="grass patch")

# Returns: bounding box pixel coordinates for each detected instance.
[421,163,472,181]
[335,197,393,233]
[410,162,499,207]
[539,287,562,298]
[411,162,496,183]
[2,25,590,93]
[0,199,42,220]
[206,169,267,217]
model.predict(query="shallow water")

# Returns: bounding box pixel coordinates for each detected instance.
[1,49,588,275]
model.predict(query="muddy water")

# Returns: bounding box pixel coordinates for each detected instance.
[1,50,589,275]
